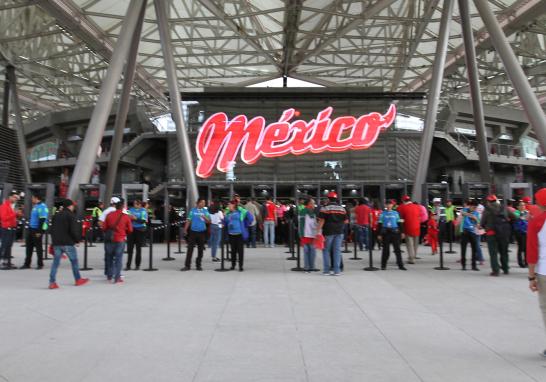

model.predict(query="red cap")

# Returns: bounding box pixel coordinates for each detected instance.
[535,189,546,207]
[485,194,497,202]
[327,191,338,199]
[402,195,411,202]
[522,196,532,204]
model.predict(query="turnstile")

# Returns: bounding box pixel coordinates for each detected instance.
[502,182,534,203]
[76,184,106,219]
[462,182,490,202]
[422,183,450,205]
[121,183,149,205]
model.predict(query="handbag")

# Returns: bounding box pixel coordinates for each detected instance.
[104,212,123,243]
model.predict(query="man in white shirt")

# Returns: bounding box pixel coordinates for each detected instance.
[99,197,120,276]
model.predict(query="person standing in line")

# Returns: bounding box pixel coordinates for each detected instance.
[99,197,119,277]
[102,198,133,283]
[263,196,277,248]
[378,200,407,271]
[243,199,260,248]
[0,191,20,270]
[299,198,318,273]
[426,211,439,255]
[512,201,529,268]
[20,194,49,270]
[370,201,382,250]
[125,199,147,271]
[481,194,510,276]
[48,199,89,289]
[354,198,371,251]
[181,198,210,271]
[418,202,429,244]
[317,192,348,276]
[445,199,457,247]
[225,200,253,272]
[525,188,546,358]
[208,201,223,262]
[459,200,480,271]
[91,201,104,242]
[398,195,421,264]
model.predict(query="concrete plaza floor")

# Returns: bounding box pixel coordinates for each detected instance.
[0,241,545,382]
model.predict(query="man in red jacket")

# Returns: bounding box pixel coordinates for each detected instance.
[398,195,421,264]
[527,188,546,357]
[102,198,133,283]
[353,198,371,251]
[0,191,20,270]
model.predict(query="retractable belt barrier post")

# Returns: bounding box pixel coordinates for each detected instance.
[286,220,297,260]
[43,222,51,260]
[434,222,450,271]
[215,226,230,272]
[81,222,93,271]
[143,223,158,272]
[163,221,177,261]
[291,225,304,272]
[174,223,184,254]
[342,224,351,253]
[364,214,379,271]
[446,221,456,254]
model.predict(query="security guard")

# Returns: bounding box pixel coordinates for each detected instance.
[378,199,406,270]
[21,194,49,269]
[91,201,104,242]
[126,199,148,270]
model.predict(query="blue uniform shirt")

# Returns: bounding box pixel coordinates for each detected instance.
[226,211,243,235]
[379,210,400,229]
[462,208,479,232]
[188,208,210,232]
[129,207,147,229]
[30,202,48,229]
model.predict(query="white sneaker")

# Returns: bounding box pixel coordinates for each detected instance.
[322,272,330,276]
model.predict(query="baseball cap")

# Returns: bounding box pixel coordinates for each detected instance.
[402,195,411,202]
[486,194,497,202]
[432,197,442,203]
[534,188,546,207]
[327,191,338,199]
[110,196,121,204]
[522,196,532,204]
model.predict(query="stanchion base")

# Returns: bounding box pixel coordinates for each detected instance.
[142,268,158,272]
[285,256,297,260]
[162,257,176,261]
[214,268,231,272]
[349,257,363,260]
[174,251,184,254]
[88,244,96,248]
[43,258,52,261]
[80,267,94,271]
[0,265,17,270]
[445,251,457,254]
[434,266,450,270]
[363,266,379,271]
[291,267,305,272]
[342,250,351,253]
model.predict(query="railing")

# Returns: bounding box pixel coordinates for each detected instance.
[453,133,545,160]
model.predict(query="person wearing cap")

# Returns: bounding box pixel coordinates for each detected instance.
[224,199,254,271]
[99,196,121,276]
[526,188,546,357]
[318,192,348,275]
[522,195,542,220]
[181,198,210,271]
[354,198,371,251]
[459,200,481,271]
[102,198,133,283]
[481,194,511,276]
[20,194,49,270]
[378,199,407,271]
[0,191,20,270]
[48,199,89,289]
[398,195,421,264]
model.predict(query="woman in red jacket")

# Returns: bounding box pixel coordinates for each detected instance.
[0,191,20,269]
[426,212,439,255]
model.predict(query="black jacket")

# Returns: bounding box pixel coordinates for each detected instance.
[51,208,81,246]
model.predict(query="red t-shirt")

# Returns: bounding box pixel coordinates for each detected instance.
[354,204,370,225]
[103,210,133,242]
[399,202,421,237]
[0,200,17,228]
[265,202,276,221]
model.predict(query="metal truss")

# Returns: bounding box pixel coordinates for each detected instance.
[0,0,545,123]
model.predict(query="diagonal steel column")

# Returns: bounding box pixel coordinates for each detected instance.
[474,0,546,153]
[67,0,146,201]
[103,0,147,204]
[154,0,198,208]
[2,69,9,128]
[412,0,455,204]
[6,65,31,183]
[459,0,491,183]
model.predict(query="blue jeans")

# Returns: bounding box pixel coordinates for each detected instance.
[247,225,257,248]
[105,242,125,280]
[475,235,484,261]
[49,245,82,283]
[264,221,275,246]
[0,228,15,261]
[303,243,316,271]
[355,225,369,250]
[209,224,222,258]
[322,234,343,274]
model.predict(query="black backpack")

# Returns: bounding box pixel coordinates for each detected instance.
[493,213,511,237]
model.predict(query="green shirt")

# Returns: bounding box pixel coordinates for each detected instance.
[445,205,456,222]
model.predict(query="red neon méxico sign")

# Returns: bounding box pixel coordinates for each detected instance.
[195,104,396,178]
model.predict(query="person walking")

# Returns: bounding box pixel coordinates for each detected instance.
[526,188,546,357]
[398,196,421,264]
[225,200,253,271]
[99,197,119,275]
[125,200,147,271]
[0,190,20,270]
[512,201,529,268]
[378,200,407,271]
[299,198,318,273]
[354,198,371,251]
[481,194,511,276]
[21,194,49,269]
[208,201,223,262]
[263,196,277,247]
[318,192,348,276]
[102,198,133,283]
[459,200,480,271]
[48,199,89,289]
[181,198,210,271]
